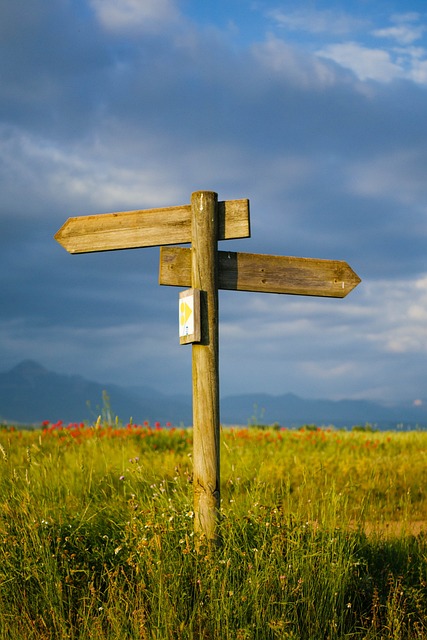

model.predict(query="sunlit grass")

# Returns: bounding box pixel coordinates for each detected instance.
[0,422,426,638]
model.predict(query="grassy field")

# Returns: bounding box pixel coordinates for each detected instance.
[0,421,426,639]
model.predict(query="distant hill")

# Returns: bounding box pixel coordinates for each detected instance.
[220,393,427,429]
[0,360,192,425]
[1,360,426,429]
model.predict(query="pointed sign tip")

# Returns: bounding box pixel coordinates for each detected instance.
[54,226,65,247]
[54,221,72,252]
[341,269,361,297]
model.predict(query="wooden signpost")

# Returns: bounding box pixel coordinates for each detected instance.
[160,246,360,298]
[55,190,361,544]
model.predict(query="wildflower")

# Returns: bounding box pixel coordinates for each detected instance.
[119,475,125,481]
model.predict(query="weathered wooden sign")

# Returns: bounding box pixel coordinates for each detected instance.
[54,198,250,252]
[160,246,360,298]
[55,190,361,545]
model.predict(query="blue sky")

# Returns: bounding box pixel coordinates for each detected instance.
[1,0,427,408]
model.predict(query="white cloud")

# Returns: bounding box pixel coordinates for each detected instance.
[373,12,426,45]
[362,276,427,355]
[253,35,337,88]
[0,127,159,215]
[0,125,195,216]
[269,8,367,36]
[288,10,426,84]
[218,273,427,400]
[409,56,427,83]
[373,23,425,46]
[298,360,358,380]
[89,0,180,34]
[317,42,404,82]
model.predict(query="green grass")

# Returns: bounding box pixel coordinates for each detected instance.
[0,423,426,638]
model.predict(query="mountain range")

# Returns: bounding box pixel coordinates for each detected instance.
[1,360,426,429]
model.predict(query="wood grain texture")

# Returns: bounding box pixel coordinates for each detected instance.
[159,247,361,298]
[55,199,250,254]
[190,192,221,544]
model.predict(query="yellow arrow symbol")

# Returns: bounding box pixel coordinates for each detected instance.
[180,300,192,326]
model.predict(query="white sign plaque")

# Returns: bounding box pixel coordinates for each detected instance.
[179,288,201,344]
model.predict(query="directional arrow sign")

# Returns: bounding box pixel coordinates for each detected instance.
[181,300,192,326]
[55,199,250,254]
[179,288,201,344]
[159,246,361,298]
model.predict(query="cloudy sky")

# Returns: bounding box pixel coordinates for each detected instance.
[1,0,427,406]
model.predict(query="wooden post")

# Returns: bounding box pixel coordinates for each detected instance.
[191,191,220,544]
